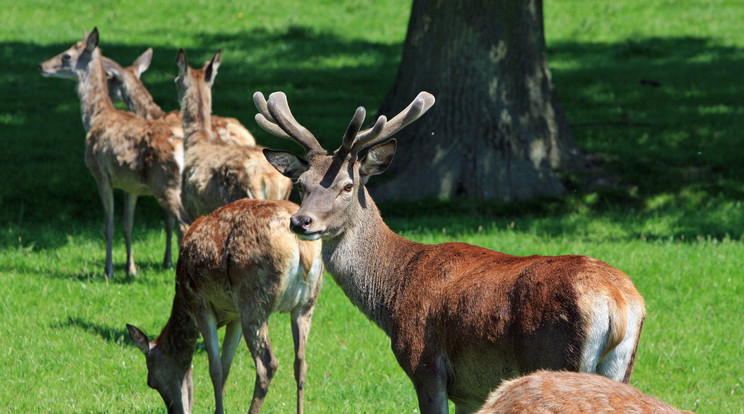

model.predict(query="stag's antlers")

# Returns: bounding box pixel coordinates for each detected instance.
[253,91,435,158]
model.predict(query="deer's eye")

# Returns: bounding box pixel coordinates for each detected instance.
[62,53,71,61]
[343,183,353,193]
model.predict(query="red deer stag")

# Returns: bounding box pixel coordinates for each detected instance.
[254,91,647,413]
[102,49,256,146]
[38,28,190,278]
[175,49,291,221]
[475,371,694,414]
[127,199,323,414]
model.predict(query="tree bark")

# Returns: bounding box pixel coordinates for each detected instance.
[370,0,585,201]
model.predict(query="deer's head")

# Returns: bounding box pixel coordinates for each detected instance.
[255,91,435,240]
[127,324,194,414]
[174,48,221,109]
[38,27,99,80]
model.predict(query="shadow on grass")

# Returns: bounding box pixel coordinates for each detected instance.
[59,316,130,345]
[1,29,743,241]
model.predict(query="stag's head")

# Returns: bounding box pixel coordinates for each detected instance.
[127,324,194,414]
[38,27,99,80]
[254,91,435,240]
[102,48,153,106]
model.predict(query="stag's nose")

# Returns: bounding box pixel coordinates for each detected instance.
[37,63,43,72]
[290,214,313,234]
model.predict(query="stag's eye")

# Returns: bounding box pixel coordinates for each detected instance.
[342,183,353,193]
[62,53,71,61]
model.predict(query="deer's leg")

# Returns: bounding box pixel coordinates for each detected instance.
[163,214,174,268]
[220,319,243,390]
[196,311,226,414]
[291,304,316,414]
[122,192,138,276]
[242,319,278,414]
[93,175,115,279]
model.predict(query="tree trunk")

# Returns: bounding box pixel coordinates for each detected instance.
[370,0,585,201]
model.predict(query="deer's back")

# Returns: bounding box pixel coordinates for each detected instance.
[477,371,693,414]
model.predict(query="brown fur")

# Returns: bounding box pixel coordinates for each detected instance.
[39,28,190,278]
[128,199,323,414]
[256,91,646,413]
[476,371,695,414]
[103,49,256,146]
[175,49,291,221]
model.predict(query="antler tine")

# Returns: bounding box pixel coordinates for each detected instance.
[351,91,435,153]
[253,91,324,156]
[339,106,367,154]
[253,91,293,140]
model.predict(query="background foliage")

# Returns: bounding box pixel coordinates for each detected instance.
[1,0,742,412]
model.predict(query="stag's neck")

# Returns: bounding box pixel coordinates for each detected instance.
[156,293,199,368]
[77,49,115,131]
[180,86,214,148]
[322,189,420,336]
[123,83,167,120]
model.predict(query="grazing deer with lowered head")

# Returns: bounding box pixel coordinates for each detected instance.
[175,49,291,221]
[254,91,647,413]
[475,371,695,414]
[102,48,256,147]
[127,198,323,414]
[38,28,190,278]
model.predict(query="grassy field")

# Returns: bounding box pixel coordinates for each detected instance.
[1,0,743,412]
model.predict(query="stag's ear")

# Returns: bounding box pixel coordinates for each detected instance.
[85,27,99,51]
[176,48,188,76]
[127,324,151,355]
[263,149,309,180]
[359,139,396,179]
[132,48,153,78]
[204,49,221,85]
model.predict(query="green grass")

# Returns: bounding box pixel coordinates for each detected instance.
[2,0,744,412]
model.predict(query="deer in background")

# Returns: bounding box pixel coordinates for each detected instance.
[254,91,647,413]
[175,49,291,221]
[127,199,323,414]
[102,48,256,147]
[38,28,190,278]
[475,371,695,414]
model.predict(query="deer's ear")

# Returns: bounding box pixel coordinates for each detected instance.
[132,48,153,78]
[204,49,221,85]
[85,27,99,51]
[127,324,151,355]
[176,48,188,76]
[101,57,123,78]
[263,149,309,180]
[360,139,396,178]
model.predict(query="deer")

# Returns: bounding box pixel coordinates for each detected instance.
[127,198,323,414]
[175,49,291,221]
[253,90,647,413]
[475,371,695,414]
[101,48,257,147]
[38,27,190,278]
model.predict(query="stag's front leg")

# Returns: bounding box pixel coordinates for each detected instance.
[243,319,278,414]
[122,192,138,276]
[291,305,315,414]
